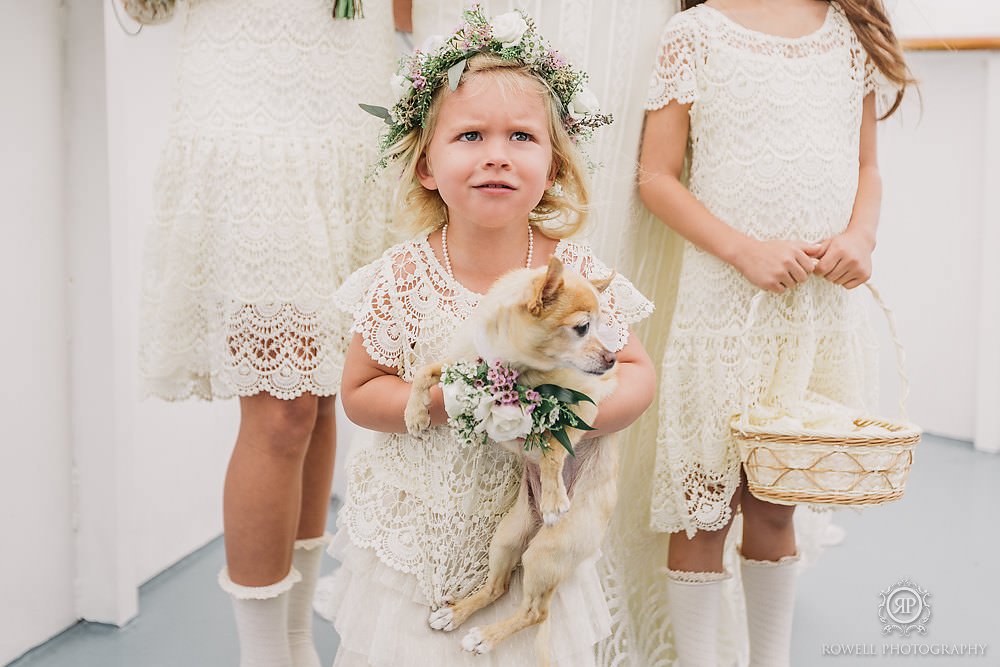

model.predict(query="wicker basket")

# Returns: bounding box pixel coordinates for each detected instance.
[730,283,922,506]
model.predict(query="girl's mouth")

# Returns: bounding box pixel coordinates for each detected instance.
[475,183,515,190]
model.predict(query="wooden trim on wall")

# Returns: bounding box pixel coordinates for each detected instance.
[902,37,1000,51]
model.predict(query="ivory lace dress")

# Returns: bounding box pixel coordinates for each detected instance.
[316,237,652,667]
[139,0,397,400]
[647,4,897,538]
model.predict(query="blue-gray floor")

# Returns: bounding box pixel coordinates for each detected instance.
[9,434,999,667]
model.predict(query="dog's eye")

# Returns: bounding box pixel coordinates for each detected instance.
[572,322,590,337]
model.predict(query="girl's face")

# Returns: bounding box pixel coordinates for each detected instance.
[417,73,556,231]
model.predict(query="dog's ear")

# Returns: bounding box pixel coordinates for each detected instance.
[590,270,616,293]
[529,257,564,316]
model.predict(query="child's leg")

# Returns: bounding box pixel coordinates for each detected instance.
[740,486,799,667]
[663,491,739,667]
[287,396,337,667]
[219,567,299,667]
[222,393,320,666]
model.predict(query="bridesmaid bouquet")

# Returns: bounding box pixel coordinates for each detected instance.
[332,0,363,19]
[440,359,594,455]
[120,0,175,25]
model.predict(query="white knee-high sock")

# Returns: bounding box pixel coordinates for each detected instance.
[740,553,800,667]
[288,534,331,667]
[219,566,301,667]
[666,569,729,667]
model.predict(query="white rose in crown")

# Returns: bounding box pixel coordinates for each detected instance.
[484,403,534,442]
[569,87,600,121]
[421,34,446,54]
[491,12,529,48]
[389,73,413,105]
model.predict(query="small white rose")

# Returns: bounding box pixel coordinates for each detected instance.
[485,403,534,442]
[389,73,413,105]
[442,382,472,418]
[421,34,446,54]
[569,87,600,120]
[491,12,529,48]
[472,393,495,427]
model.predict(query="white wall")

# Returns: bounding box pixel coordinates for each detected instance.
[0,2,76,663]
[888,0,1000,39]
[873,51,993,443]
[102,3,239,591]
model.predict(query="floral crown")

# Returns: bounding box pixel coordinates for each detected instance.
[360,5,613,169]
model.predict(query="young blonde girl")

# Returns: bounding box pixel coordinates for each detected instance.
[639,0,911,664]
[319,8,656,666]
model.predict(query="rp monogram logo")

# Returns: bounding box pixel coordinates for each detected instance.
[879,579,931,636]
[894,595,917,616]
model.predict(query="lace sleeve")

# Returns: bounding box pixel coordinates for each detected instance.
[559,242,654,352]
[864,58,902,118]
[333,253,405,370]
[645,11,705,111]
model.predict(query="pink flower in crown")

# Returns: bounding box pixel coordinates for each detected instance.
[547,49,567,68]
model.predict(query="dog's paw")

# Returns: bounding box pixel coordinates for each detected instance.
[541,494,571,526]
[461,627,493,654]
[404,399,432,436]
[428,605,456,632]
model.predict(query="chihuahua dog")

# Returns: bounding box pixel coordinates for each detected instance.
[404,257,620,665]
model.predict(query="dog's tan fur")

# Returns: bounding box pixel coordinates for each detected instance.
[404,257,620,665]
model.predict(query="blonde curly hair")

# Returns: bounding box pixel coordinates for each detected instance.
[387,53,590,238]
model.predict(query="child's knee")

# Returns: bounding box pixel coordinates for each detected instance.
[742,497,795,533]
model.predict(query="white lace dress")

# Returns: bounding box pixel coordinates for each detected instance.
[413,5,714,665]
[316,236,652,667]
[139,0,397,400]
[646,4,897,537]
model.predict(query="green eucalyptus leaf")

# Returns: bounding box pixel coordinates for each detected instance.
[551,428,576,457]
[534,384,594,406]
[535,384,574,403]
[359,103,391,120]
[565,388,595,405]
[448,59,467,91]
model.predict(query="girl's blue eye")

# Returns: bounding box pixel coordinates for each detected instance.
[458,131,481,142]
[511,131,531,142]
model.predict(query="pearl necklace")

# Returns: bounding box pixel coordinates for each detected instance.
[440,223,534,279]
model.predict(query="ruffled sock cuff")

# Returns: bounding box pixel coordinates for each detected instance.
[218,566,302,600]
[293,532,333,551]
[738,551,801,568]
[662,567,731,585]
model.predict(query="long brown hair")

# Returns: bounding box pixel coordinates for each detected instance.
[681,0,912,118]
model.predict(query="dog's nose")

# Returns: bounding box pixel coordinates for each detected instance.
[601,350,617,367]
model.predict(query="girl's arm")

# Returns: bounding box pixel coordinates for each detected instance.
[340,333,447,433]
[638,102,821,293]
[814,93,880,289]
[393,0,412,33]
[582,329,656,440]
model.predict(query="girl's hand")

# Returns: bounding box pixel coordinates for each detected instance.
[813,231,874,290]
[731,239,822,294]
[427,384,449,427]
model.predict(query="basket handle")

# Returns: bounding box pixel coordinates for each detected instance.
[739,281,911,422]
